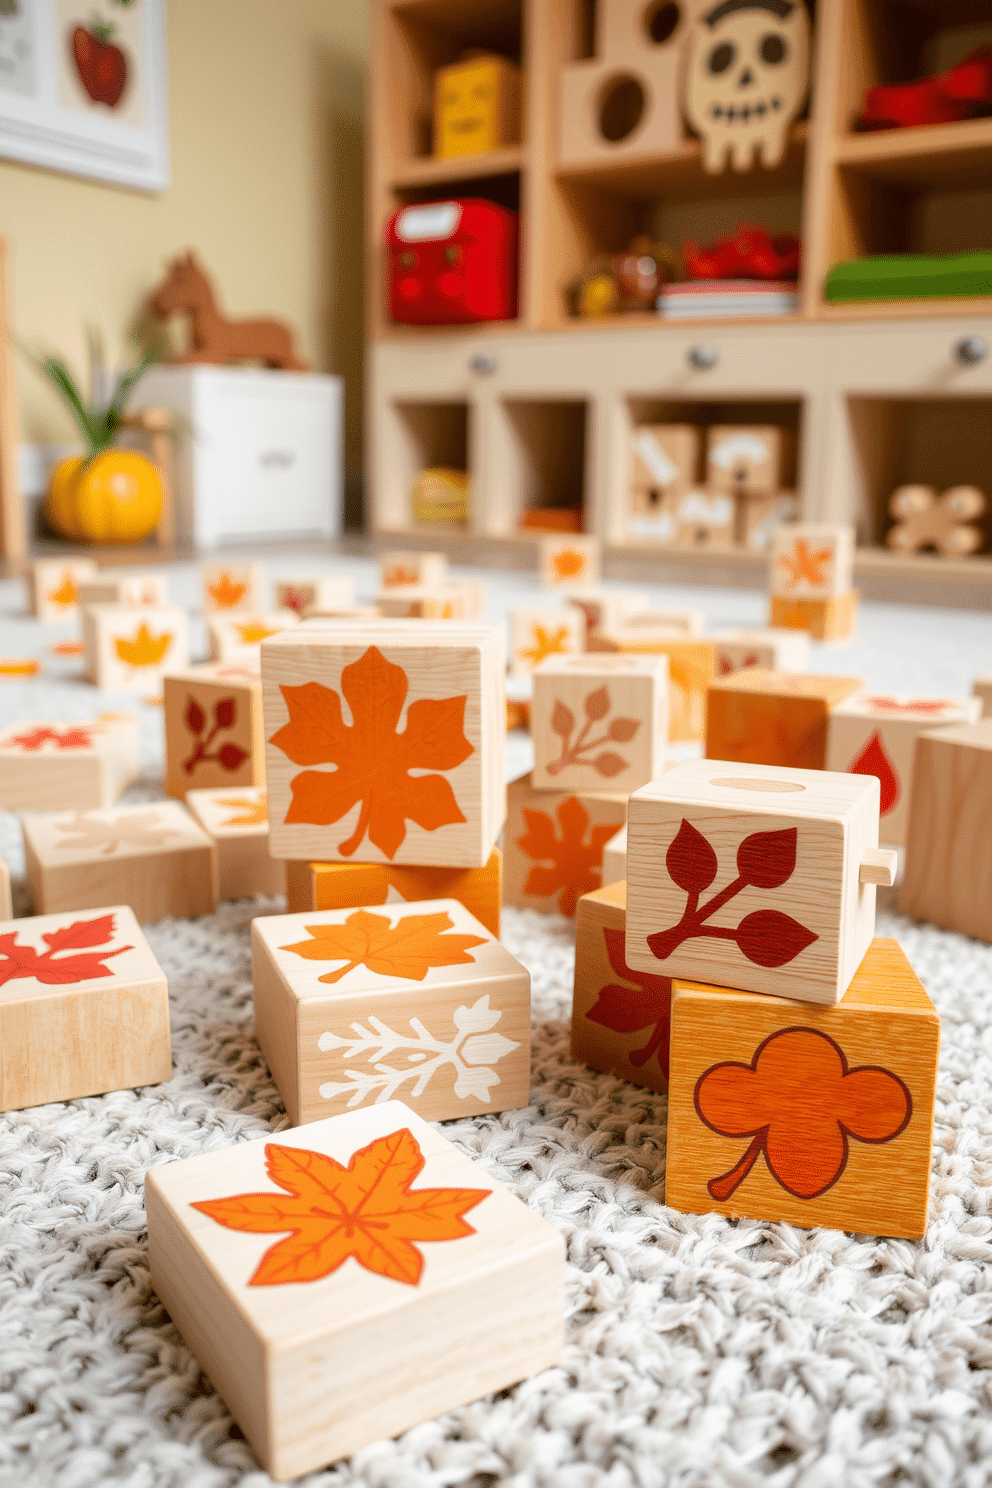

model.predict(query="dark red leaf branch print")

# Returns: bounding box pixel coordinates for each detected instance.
[647,819,818,968]
[545,686,640,780]
[0,913,133,987]
[587,927,673,1078]
[182,695,249,776]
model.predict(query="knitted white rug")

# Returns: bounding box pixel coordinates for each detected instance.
[1,554,992,1488]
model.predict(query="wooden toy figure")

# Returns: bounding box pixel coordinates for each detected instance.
[434,53,522,158]
[886,485,987,556]
[148,252,310,370]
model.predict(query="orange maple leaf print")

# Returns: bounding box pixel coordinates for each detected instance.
[552,549,586,581]
[235,621,280,644]
[0,658,40,677]
[280,906,486,983]
[270,645,472,858]
[114,623,172,668]
[50,641,85,657]
[191,1129,489,1287]
[216,793,269,827]
[47,575,78,608]
[521,623,572,667]
[384,564,418,587]
[777,539,832,589]
[515,796,622,916]
[208,574,248,608]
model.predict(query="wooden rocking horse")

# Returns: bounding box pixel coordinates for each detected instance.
[148,251,309,371]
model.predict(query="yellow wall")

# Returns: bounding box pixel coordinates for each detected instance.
[0,0,368,512]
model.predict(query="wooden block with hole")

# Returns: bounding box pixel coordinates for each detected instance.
[713,627,810,678]
[0,855,10,919]
[77,572,169,610]
[826,692,981,847]
[262,620,506,868]
[504,772,626,917]
[0,904,172,1113]
[83,605,189,690]
[145,1101,564,1480]
[769,524,855,601]
[601,826,627,887]
[706,426,785,498]
[706,668,864,770]
[616,608,705,638]
[531,653,668,794]
[22,800,218,923]
[566,588,649,640]
[0,713,140,810]
[379,551,448,590]
[285,847,502,937]
[273,574,356,616]
[901,720,992,943]
[164,661,265,798]
[202,561,266,614]
[769,590,859,643]
[664,938,938,1239]
[208,610,299,661]
[626,758,895,1006]
[589,630,714,743]
[537,534,600,589]
[974,673,992,719]
[30,557,98,620]
[509,606,585,676]
[252,897,528,1126]
[185,787,285,901]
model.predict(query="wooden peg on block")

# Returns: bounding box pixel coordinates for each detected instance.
[185,787,285,900]
[901,719,992,942]
[770,524,855,601]
[77,572,169,609]
[146,1101,564,1480]
[973,672,992,719]
[379,551,448,589]
[0,714,140,810]
[0,855,10,919]
[285,848,502,936]
[769,590,859,643]
[537,534,601,589]
[713,627,810,677]
[665,938,938,1239]
[504,772,626,916]
[601,826,627,887]
[589,631,715,743]
[29,557,98,620]
[509,606,585,675]
[707,667,863,770]
[201,561,266,614]
[530,653,668,794]
[273,574,355,615]
[207,610,299,661]
[164,660,265,797]
[83,605,189,690]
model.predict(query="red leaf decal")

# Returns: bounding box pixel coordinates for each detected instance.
[215,697,236,729]
[42,913,118,952]
[736,827,797,889]
[734,910,818,967]
[551,700,575,737]
[185,697,205,735]
[849,731,899,816]
[588,927,672,1077]
[667,819,718,896]
[0,913,132,987]
[219,742,249,771]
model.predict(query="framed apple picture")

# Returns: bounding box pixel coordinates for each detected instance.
[0,0,168,192]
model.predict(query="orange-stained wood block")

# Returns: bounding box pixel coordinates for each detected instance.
[901,720,992,943]
[83,605,190,690]
[285,848,502,936]
[712,627,810,677]
[504,772,626,917]
[164,661,266,798]
[665,938,939,1239]
[185,787,286,900]
[201,561,266,614]
[706,667,864,770]
[530,652,668,794]
[537,534,601,588]
[0,714,140,810]
[30,557,98,620]
[769,523,855,600]
[590,631,715,742]
[769,591,859,642]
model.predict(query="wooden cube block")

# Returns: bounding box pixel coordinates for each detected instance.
[974,672,992,719]
[380,551,448,589]
[185,787,286,900]
[567,588,649,639]
[0,714,140,810]
[630,424,699,514]
[713,626,810,677]
[509,606,585,675]
[531,653,668,793]
[626,488,680,546]
[706,668,864,770]
[739,491,799,553]
[285,847,502,936]
[303,604,381,622]
[0,904,171,1112]
[262,621,506,867]
[164,662,265,798]
[590,631,715,743]
[671,489,737,552]
[434,53,522,157]
[901,720,992,942]
[207,610,299,661]
[601,826,627,886]
[83,605,190,690]
[273,574,355,615]
[23,801,218,923]
[376,584,471,620]
[504,772,626,916]
[0,856,10,919]
[626,758,893,1005]
[769,524,855,601]
[665,938,939,1239]
[538,534,601,588]
[769,591,859,642]
[30,557,98,620]
[827,692,981,846]
[202,560,266,613]
[77,572,169,609]
[615,607,704,638]
[146,1101,564,1480]
[706,426,784,497]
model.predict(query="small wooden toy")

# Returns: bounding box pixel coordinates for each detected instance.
[387,199,518,326]
[201,560,267,614]
[769,590,859,643]
[434,53,522,158]
[975,672,992,718]
[262,621,506,868]
[504,773,626,916]
[670,488,737,551]
[530,653,668,794]
[207,610,299,661]
[770,523,855,601]
[303,604,382,622]
[0,855,10,919]
[706,426,784,497]
[739,492,800,553]
[29,557,98,620]
[83,605,190,691]
[826,692,981,846]
[77,572,168,609]
[706,667,864,770]
[0,714,140,810]
[509,606,585,675]
[185,787,285,901]
[620,608,705,637]
[886,485,987,557]
[901,720,992,943]
[0,904,171,1113]
[273,574,356,615]
[665,938,938,1238]
[601,825,627,887]
[23,801,218,923]
[538,534,600,589]
[379,551,448,590]
[626,758,896,1005]
[148,252,309,370]
[145,1101,565,1479]
[566,588,649,639]
[285,848,502,937]
[572,880,670,1094]
[589,631,715,743]
[410,467,470,523]
[712,627,810,677]
[376,584,470,620]
[628,426,699,543]
[164,661,265,798]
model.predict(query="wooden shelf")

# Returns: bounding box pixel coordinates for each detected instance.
[817,296,992,321]
[552,309,805,332]
[834,119,992,187]
[390,145,524,188]
[854,547,992,584]
[555,124,808,200]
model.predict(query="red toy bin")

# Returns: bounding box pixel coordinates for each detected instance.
[387,198,519,326]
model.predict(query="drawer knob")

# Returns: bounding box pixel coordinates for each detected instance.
[955,336,987,366]
[469,353,498,375]
[687,344,718,370]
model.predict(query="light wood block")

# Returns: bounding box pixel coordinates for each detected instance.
[618,608,705,638]
[0,904,171,1113]
[665,939,939,1240]
[590,631,715,743]
[273,574,356,615]
[30,557,98,620]
[434,54,521,157]
[739,492,800,554]
[83,605,189,691]
[207,610,299,662]
[77,572,169,609]
[379,551,448,590]
[537,535,601,589]
[0,855,10,919]
[376,584,473,620]
[668,489,737,552]
[707,668,864,770]
[559,47,682,167]
[504,772,626,917]
[145,1101,564,1480]
[23,801,218,923]
[706,426,785,498]
[531,653,668,794]
[566,589,649,640]
[628,426,698,543]
[827,692,981,846]
[901,720,992,943]
[974,673,992,719]
[601,826,627,887]
[769,524,855,601]
[713,627,811,677]
[626,758,885,1006]
[185,787,286,901]
[0,714,140,810]
[164,662,266,798]
[509,606,585,676]
[769,591,859,643]
[285,847,502,937]
[201,561,266,614]
[262,621,506,868]
[303,604,381,622]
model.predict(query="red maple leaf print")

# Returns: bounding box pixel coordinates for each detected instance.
[514,797,621,916]
[0,913,133,988]
[587,927,672,1079]
[9,725,94,751]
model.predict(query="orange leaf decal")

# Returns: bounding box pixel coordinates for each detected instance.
[216,793,268,827]
[777,539,832,589]
[47,575,78,608]
[114,623,172,668]
[50,641,85,657]
[551,549,586,580]
[514,796,622,916]
[0,658,40,677]
[191,1129,489,1286]
[520,623,572,667]
[270,645,472,858]
[695,1028,911,1202]
[235,621,280,644]
[280,906,485,983]
[383,564,418,587]
[208,574,248,608]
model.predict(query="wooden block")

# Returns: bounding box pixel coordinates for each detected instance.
[706,426,784,497]
[739,492,799,553]
[601,826,627,887]
[665,939,938,1239]
[509,606,585,676]
[0,904,171,1112]
[626,758,885,1005]
[207,610,299,661]
[0,855,10,918]
[145,1101,564,1480]
[303,604,381,622]
[30,557,98,620]
[375,583,480,620]
[559,49,682,166]
[435,53,522,158]
[504,772,626,916]
[273,574,356,615]
[629,426,699,543]
[669,488,737,552]
[0,714,140,810]
[706,668,864,770]
[537,534,601,589]
[571,880,670,1094]
[590,631,715,743]
[185,787,286,900]
[566,588,649,639]
[901,720,992,942]
[531,653,668,793]
[713,627,810,677]
[262,621,506,867]
[285,848,502,937]
[202,561,266,614]
[887,484,987,557]
[617,608,704,638]
[974,672,992,719]
[83,605,189,690]
[769,590,859,643]
[827,692,982,846]
[77,572,169,609]
[769,524,855,600]
[23,801,218,923]
[379,551,448,590]
[164,661,265,798]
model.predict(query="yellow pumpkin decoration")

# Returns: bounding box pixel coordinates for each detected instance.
[47,452,163,545]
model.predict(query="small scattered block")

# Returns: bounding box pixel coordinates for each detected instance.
[0,714,140,810]
[509,606,585,675]
[665,938,939,1239]
[974,672,992,719]
[712,626,810,677]
[504,772,626,916]
[769,591,859,642]
[0,856,10,918]
[566,588,649,640]
[537,534,600,588]
[769,523,855,600]
[376,583,472,620]
[530,653,668,794]
[589,631,715,742]
[706,425,785,496]
[601,825,627,887]
[202,561,266,613]
[185,787,285,900]
[83,605,190,691]
[707,667,863,770]
[901,719,992,942]
[379,550,448,589]
[77,572,169,610]
[273,574,356,615]
[285,847,502,936]
[30,557,98,620]
[0,905,171,1113]
[619,608,705,637]
[207,610,299,661]
[163,660,265,798]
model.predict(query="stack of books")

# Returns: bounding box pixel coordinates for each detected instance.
[656,280,800,319]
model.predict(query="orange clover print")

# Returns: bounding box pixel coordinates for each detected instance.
[695,1027,912,1202]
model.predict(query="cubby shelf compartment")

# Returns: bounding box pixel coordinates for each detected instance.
[834,119,992,188]
[493,398,590,533]
[391,145,525,189]
[376,399,472,533]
